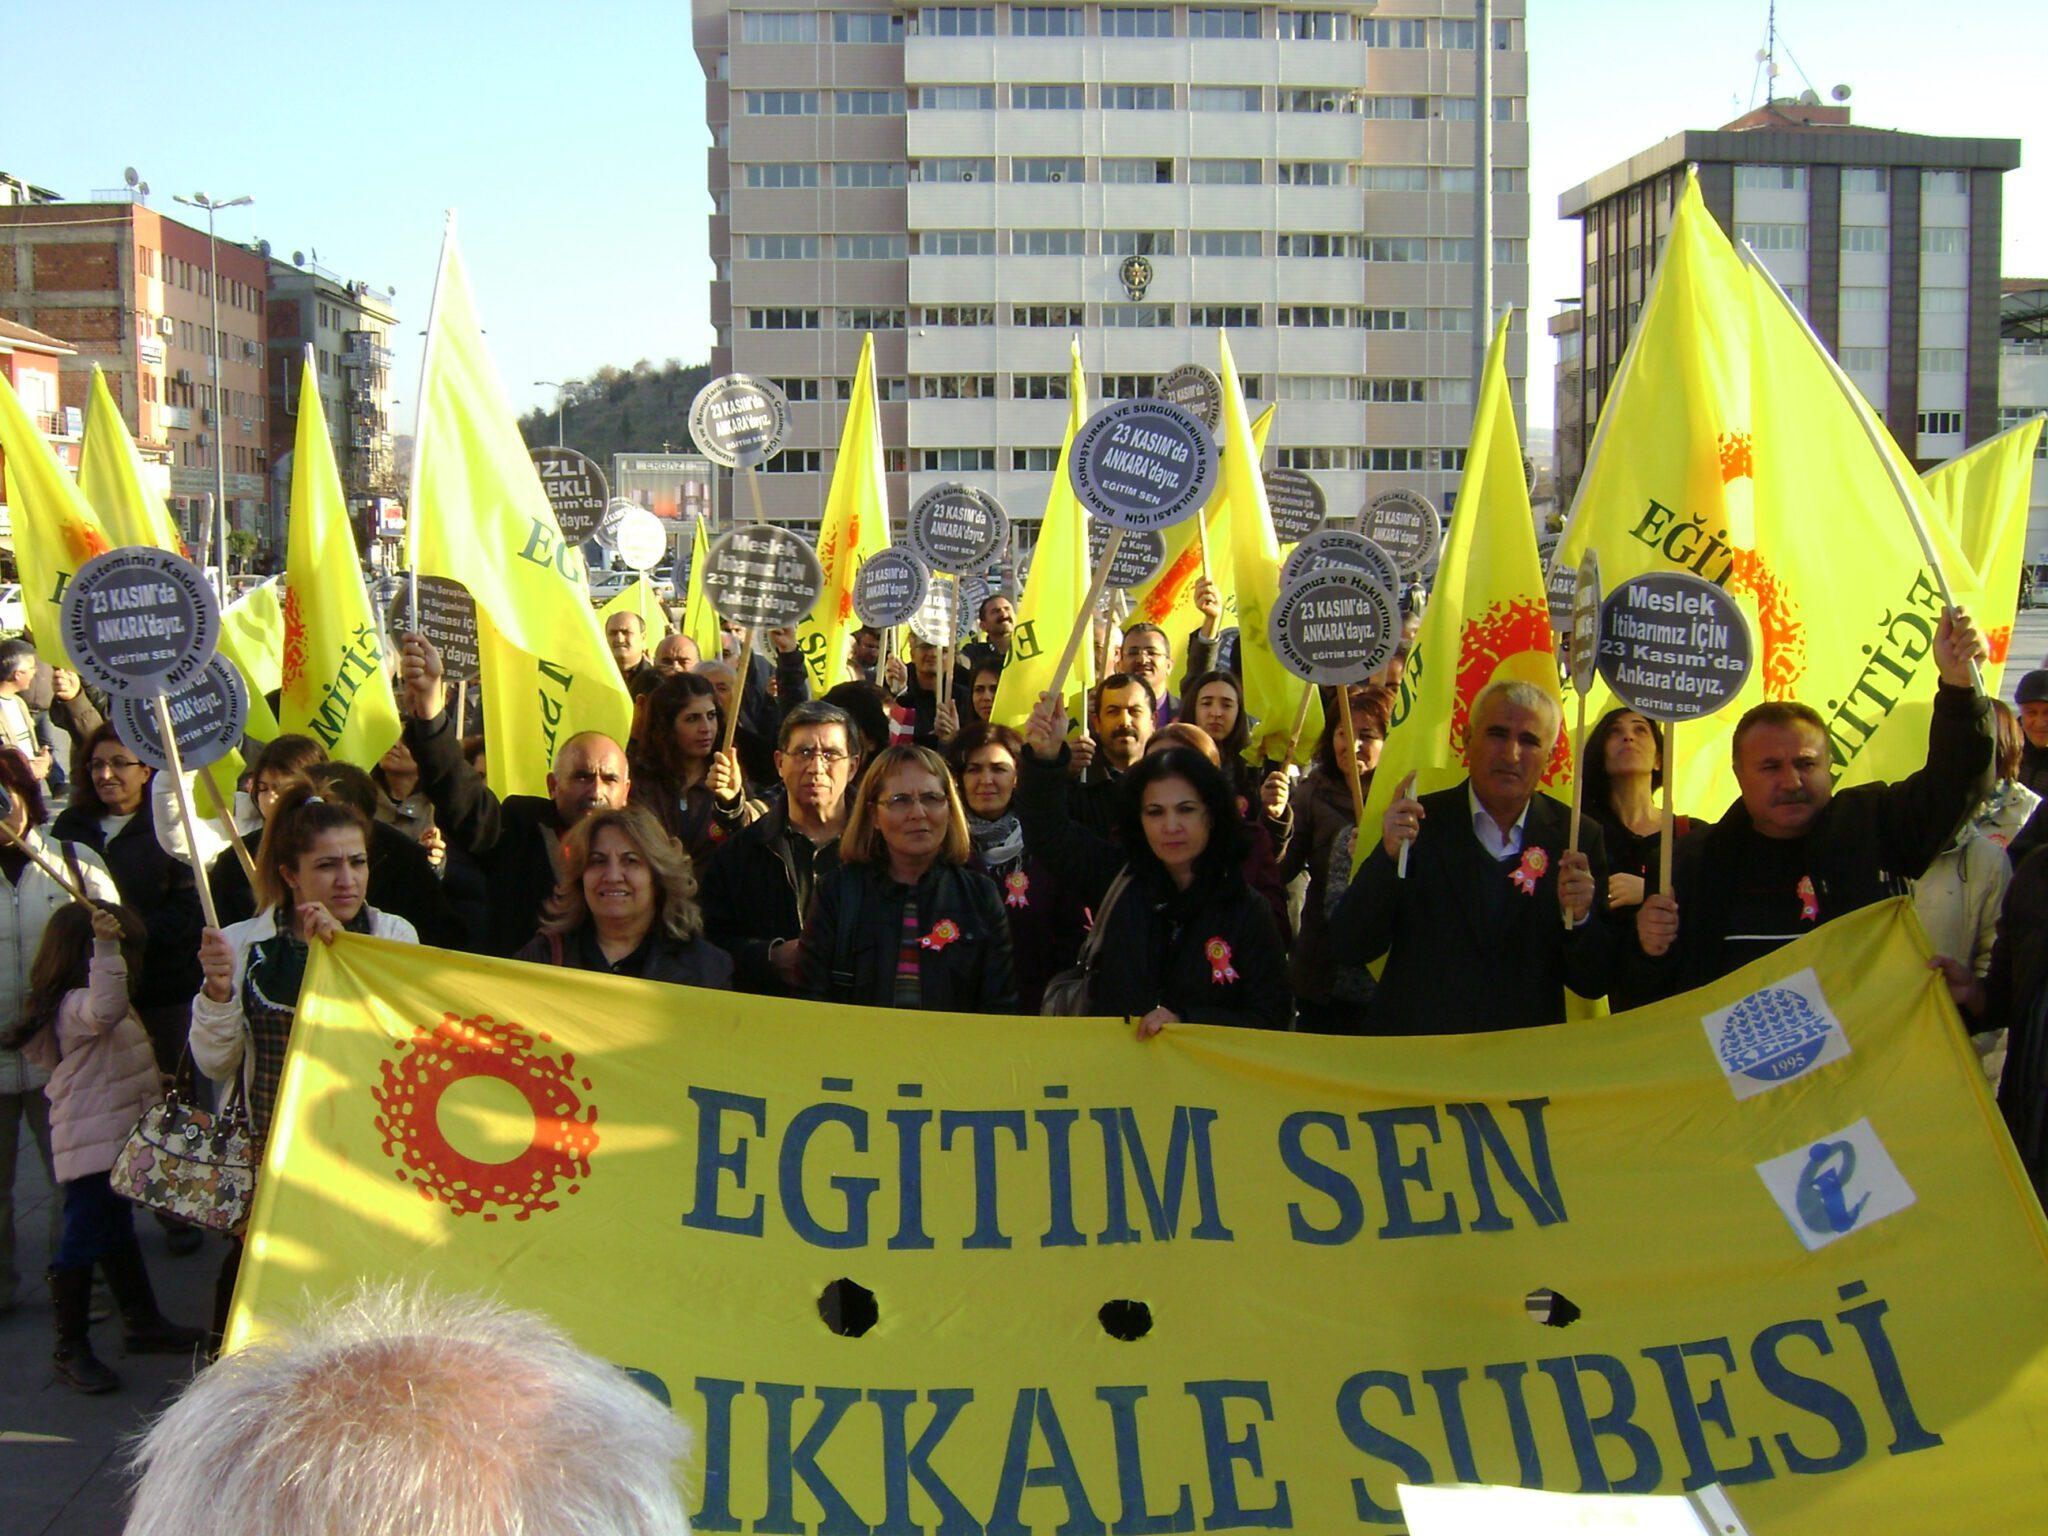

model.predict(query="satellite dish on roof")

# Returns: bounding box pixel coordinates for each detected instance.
[292,251,305,267]
[257,239,272,258]
[123,167,139,188]
[1798,88,1820,105]
[1832,83,1853,101]
[136,182,149,198]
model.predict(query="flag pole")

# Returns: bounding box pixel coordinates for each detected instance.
[1045,534,1124,711]
[152,699,221,931]
[196,765,258,883]
[405,211,458,639]
[1658,719,1677,895]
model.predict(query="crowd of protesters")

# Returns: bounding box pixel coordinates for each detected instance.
[5,581,2048,1407]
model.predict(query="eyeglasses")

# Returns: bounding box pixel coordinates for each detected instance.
[90,758,145,775]
[878,791,950,813]
[787,746,850,766]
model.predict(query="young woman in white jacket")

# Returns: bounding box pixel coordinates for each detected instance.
[190,782,416,1344]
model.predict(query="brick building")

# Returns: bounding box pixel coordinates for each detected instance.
[0,317,81,561]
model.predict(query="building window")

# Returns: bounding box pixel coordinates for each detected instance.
[1842,225,1890,254]
[1103,306,1174,329]
[1280,88,1353,114]
[1190,230,1260,257]
[1013,305,1086,327]
[1999,408,2048,456]
[738,11,818,42]
[1919,348,1965,373]
[1840,286,1888,311]
[1188,8,1259,39]
[834,162,907,188]
[1190,86,1262,112]
[1841,167,1889,193]
[1362,448,1426,471]
[1279,447,1353,470]
[1362,17,1425,46]
[917,157,994,182]
[1011,228,1083,255]
[1920,288,1966,313]
[1011,84,1084,110]
[1279,233,1359,258]
[1921,170,1969,196]
[1921,226,1968,256]
[1278,375,1348,399]
[1191,159,1260,185]
[1011,6,1083,36]
[834,234,908,260]
[834,376,909,403]
[1736,222,1808,252]
[918,374,998,399]
[920,447,996,472]
[1363,167,1430,191]
[744,90,818,115]
[1279,162,1353,187]
[1102,374,1158,399]
[1190,304,1261,328]
[918,85,996,110]
[1012,374,1071,400]
[745,234,820,259]
[1105,84,1174,110]
[768,377,821,402]
[921,305,998,326]
[1011,447,1061,471]
[1838,346,1888,372]
[1495,238,1527,264]
[1102,158,1175,185]
[1441,18,1477,47]
[760,450,823,473]
[1101,7,1171,37]
[1360,308,1420,331]
[1734,165,1806,190]
[1364,237,1427,262]
[836,308,907,332]
[1278,11,1351,40]
[1102,230,1175,256]
[917,6,994,36]
[1361,378,1426,402]
[1437,378,1473,404]
[1434,309,1474,332]
[834,12,903,42]
[1014,157,1084,184]
[1277,306,1345,329]
[836,89,905,115]
[919,230,997,255]
[1917,411,1964,435]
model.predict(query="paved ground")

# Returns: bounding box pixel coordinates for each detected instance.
[0,1144,214,1535]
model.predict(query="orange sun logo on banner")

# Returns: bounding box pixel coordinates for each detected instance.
[1449,596,1572,784]
[279,584,308,693]
[373,1012,599,1221]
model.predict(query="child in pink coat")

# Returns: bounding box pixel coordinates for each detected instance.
[15,903,203,1392]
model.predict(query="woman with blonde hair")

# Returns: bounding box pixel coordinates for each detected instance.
[515,804,732,988]
[799,744,1017,1012]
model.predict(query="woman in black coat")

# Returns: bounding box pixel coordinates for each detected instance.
[799,744,1018,1013]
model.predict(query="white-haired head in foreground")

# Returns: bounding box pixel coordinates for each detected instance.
[123,1282,690,1536]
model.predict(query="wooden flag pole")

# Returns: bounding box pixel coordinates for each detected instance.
[0,821,96,906]
[742,462,769,525]
[1335,695,1368,826]
[1281,681,1317,766]
[1195,513,1212,585]
[1044,531,1125,709]
[1568,688,1589,855]
[152,696,221,930]
[196,765,258,883]
[934,575,955,709]
[455,678,468,739]
[721,631,754,757]
[1658,719,1677,895]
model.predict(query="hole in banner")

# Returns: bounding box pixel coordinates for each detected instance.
[1099,1300,1153,1341]
[1524,1287,1581,1328]
[819,1278,878,1338]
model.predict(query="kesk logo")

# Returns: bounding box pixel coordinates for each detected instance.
[1702,966,1849,1100]
[1755,1117,1916,1251]
[373,1012,599,1221]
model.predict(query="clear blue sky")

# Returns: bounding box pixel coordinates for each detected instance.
[6,1,2039,434]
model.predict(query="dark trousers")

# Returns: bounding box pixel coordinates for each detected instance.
[53,1170,135,1271]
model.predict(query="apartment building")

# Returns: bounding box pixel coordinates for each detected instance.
[1556,100,2021,495]
[696,1,1530,539]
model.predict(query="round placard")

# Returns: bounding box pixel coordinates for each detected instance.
[1568,549,1603,694]
[528,446,610,543]
[1545,557,1579,638]
[955,573,994,635]
[1263,467,1326,545]
[60,547,220,700]
[1086,521,1169,590]
[1363,489,1443,581]
[853,549,930,630]
[1267,570,1399,687]
[388,575,481,683]
[1068,399,1219,532]
[702,525,824,631]
[1156,364,1222,431]
[909,575,956,648]
[688,374,790,470]
[612,506,669,572]
[1596,571,1753,722]
[112,655,248,773]
[1280,528,1402,603]
[908,484,1009,575]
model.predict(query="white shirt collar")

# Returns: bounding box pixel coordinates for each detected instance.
[1468,784,1531,860]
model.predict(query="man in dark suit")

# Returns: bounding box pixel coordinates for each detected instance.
[1331,679,1610,1032]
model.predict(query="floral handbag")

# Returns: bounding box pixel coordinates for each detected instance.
[109,1055,257,1235]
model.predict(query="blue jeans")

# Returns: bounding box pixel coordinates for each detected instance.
[52,1170,134,1272]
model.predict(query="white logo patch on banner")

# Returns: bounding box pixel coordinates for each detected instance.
[1702,966,1849,1100]
[1756,1117,1916,1251]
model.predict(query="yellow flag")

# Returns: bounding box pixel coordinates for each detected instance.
[681,513,722,663]
[77,367,185,553]
[0,372,112,667]
[1216,342,1320,764]
[796,332,891,694]
[278,355,401,767]
[1922,416,2044,697]
[408,228,630,797]
[597,574,670,639]
[218,578,284,741]
[1366,311,1559,854]
[992,338,1091,730]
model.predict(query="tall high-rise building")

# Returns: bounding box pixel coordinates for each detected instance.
[1556,100,2021,496]
[696,1,1530,542]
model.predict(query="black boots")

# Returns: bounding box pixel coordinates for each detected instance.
[49,1267,119,1394]
[101,1239,205,1355]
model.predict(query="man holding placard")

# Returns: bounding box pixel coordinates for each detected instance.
[1635,606,1991,996]
[1331,680,1611,1032]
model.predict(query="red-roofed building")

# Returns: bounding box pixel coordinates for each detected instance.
[0,317,81,558]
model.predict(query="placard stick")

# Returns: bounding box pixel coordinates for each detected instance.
[1043,532,1125,709]
[1565,689,1589,929]
[1335,697,1368,826]
[0,821,95,906]
[152,696,220,930]
[455,679,468,739]
[1280,681,1317,765]
[1195,512,1212,585]
[742,462,769,525]
[1658,719,1677,895]
[721,630,754,757]
[196,765,258,883]
[935,575,955,703]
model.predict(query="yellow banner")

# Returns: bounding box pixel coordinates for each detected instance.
[237,901,2048,1529]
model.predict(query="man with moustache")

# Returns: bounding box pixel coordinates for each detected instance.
[1072,673,1155,841]
[961,595,1017,676]
[1635,606,1991,997]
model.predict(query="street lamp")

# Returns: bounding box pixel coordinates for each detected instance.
[534,379,581,447]
[173,191,253,598]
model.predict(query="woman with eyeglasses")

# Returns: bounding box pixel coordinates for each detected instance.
[797,744,1017,1012]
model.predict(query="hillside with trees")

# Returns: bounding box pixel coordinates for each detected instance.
[516,358,713,466]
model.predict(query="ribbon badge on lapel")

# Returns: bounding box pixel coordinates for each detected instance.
[920,919,961,952]
[1205,937,1238,985]
[1004,869,1031,909]
[1797,875,1819,922]
[1509,846,1549,895]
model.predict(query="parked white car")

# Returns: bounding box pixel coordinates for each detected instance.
[0,583,24,634]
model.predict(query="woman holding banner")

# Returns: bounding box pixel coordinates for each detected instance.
[1580,707,1695,1011]
[515,805,732,989]
[798,745,1017,1013]
[191,784,419,1343]
[629,673,754,868]
[1281,686,1392,1034]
